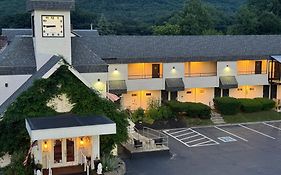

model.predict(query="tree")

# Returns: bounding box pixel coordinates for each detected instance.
[152,23,181,35]
[179,0,215,35]
[257,12,281,34]
[228,6,259,34]
[97,14,114,35]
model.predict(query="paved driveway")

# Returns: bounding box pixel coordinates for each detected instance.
[125,121,281,175]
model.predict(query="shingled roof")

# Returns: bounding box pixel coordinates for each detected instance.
[0,36,36,75]
[71,37,108,73]
[0,55,61,116]
[80,35,281,64]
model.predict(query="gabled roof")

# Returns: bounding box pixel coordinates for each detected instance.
[81,35,281,64]
[0,56,61,116]
[0,36,36,75]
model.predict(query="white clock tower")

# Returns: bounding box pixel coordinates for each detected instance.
[27,0,75,70]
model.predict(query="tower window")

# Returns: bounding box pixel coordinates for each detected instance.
[5,83,8,87]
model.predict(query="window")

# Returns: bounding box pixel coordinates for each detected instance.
[4,83,8,88]
[132,94,137,97]
[200,90,205,93]
[250,88,255,91]
[186,91,192,94]
[237,88,243,91]
[146,93,152,96]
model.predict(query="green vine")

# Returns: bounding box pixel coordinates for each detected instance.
[0,65,128,173]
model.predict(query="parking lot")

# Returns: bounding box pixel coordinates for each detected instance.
[125,121,281,175]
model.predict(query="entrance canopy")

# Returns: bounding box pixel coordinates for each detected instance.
[219,76,238,89]
[271,55,281,63]
[26,114,116,141]
[108,80,127,94]
[165,78,185,92]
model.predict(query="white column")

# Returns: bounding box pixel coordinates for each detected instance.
[91,135,100,170]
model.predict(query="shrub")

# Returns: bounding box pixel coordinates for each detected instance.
[238,98,263,113]
[166,101,211,119]
[157,106,173,120]
[132,108,145,122]
[185,102,211,119]
[101,154,119,172]
[214,97,240,115]
[255,98,275,111]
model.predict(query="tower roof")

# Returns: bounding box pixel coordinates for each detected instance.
[26,0,75,11]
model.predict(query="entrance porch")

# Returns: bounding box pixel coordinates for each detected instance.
[25,114,116,174]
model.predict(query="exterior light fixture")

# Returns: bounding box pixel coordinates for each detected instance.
[226,65,229,67]
[98,79,101,82]
[80,138,84,146]
[44,141,48,149]
[115,68,118,71]
[172,66,175,70]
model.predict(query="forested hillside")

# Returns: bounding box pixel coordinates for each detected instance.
[0,0,245,34]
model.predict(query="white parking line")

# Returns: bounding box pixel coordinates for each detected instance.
[176,132,194,138]
[168,129,189,135]
[239,124,276,139]
[192,140,213,147]
[214,126,248,142]
[185,137,205,144]
[181,134,200,140]
[263,122,281,131]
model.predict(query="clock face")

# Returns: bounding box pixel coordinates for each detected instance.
[42,15,64,37]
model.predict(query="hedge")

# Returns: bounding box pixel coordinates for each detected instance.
[214,97,275,115]
[254,98,275,110]
[213,97,241,115]
[166,101,211,119]
[238,99,263,113]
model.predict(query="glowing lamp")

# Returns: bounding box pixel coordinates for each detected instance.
[80,138,84,146]
[43,141,48,152]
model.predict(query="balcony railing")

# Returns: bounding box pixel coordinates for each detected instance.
[185,72,217,77]
[237,70,267,75]
[128,74,163,80]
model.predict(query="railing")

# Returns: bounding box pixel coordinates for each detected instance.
[47,155,52,175]
[128,74,163,80]
[80,150,90,175]
[237,70,267,75]
[185,72,217,77]
[139,127,169,147]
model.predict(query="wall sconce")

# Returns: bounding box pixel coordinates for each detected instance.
[172,66,175,70]
[43,141,48,152]
[226,65,229,67]
[80,138,84,146]
[97,79,101,82]
[115,68,118,71]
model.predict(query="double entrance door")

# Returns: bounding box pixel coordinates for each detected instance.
[53,138,76,167]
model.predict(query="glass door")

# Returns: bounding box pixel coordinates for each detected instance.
[54,140,63,165]
[66,139,75,163]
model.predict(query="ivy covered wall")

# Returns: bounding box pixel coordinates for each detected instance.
[0,66,128,173]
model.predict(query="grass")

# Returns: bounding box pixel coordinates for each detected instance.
[223,110,281,123]
[185,117,213,127]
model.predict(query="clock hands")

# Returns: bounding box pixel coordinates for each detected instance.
[44,25,56,28]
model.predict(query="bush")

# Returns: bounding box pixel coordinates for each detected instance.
[101,154,119,172]
[214,97,241,115]
[145,105,173,121]
[132,108,145,122]
[166,101,211,119]
[238,99,263,113]
[255,98,275,111]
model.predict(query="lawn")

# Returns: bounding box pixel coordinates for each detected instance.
[223,110,281,123]
[185,117,213,127]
